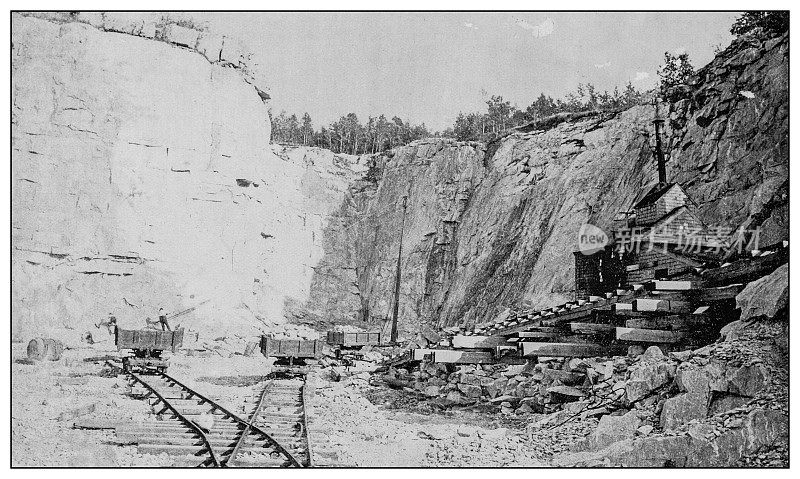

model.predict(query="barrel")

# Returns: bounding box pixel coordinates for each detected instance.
[27,338,64,361]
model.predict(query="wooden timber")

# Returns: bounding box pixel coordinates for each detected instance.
[451,335,510,349]
[569,322,616,335]
[521,342,625,358]
[431,349,494,364]
[511,331,562,339]
[633,298,692,313]
[616,327,685,343]
[515,328,562,336]
[647,284,745,302]
[411,349,435,361]
[624,313,713,331]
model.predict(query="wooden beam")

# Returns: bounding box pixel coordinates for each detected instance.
[653,280,696,291]
[411,349,435,361]
[616,327,685,343]
[613,309,673,318]
[513,331,562,339]
[432,350,494,364]
[451,335,509,349]
[633,298,667,311]
[649,284,744,302]
[514,328,562,336]
[569,322,616,334]
[624,313,712,331]
[633,298,693,313]
[521,342,613,358]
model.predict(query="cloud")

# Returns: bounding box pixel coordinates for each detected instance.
[462,21,479,30]
[634,71,650,82]
[514,17,554,38]
[594,61,611,69]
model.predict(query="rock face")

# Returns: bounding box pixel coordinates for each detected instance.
[11,13,365,341]
[320,32,788,333]
[12,12,788,340]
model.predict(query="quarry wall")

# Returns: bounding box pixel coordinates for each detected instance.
[340,31,788,334]
[12,12,788,341]
[11,13,366,342]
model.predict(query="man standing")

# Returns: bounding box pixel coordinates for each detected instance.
[95,312,117,336]
[158,307,171,331]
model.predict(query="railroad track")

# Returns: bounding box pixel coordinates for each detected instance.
[120,370,306,467]
[241,370,338,467]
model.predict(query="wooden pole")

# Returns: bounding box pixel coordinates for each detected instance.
[390,196,408,343]
[652,99,667,185]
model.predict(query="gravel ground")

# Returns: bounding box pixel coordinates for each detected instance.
[11,343,172,467]
[12,342,557,467]
[18,324,784,468]
[313,376,550,466]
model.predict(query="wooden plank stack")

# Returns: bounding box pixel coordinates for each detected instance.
[390,241,788,367]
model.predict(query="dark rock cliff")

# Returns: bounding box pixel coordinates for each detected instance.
[317,31,788,336]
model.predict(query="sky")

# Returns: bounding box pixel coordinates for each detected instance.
[200,12,740,132]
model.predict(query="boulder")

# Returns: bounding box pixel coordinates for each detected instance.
[613,358,628,373]
[578,410,642,451]
[484,377,508,398]
[501,364,526,377]
[457,383,482,398]
[444,390,466,405]
[661,392,708,430]
[547,385,585,403]
[676,366,711,395]
[686,409,788,467]
[423,385,440,397]
[625,362,676,403]
[709,393,751,414]
[516,402,534,414]
[541,368,584,386]
[724,364,768,397]
[641,345,665,362]
[736,263,788,320]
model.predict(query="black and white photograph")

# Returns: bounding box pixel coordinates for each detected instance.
[7,6,792,469]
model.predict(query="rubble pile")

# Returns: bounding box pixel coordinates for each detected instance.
[374,312,787,466]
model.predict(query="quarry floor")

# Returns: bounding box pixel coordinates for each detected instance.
[11,342,572,467]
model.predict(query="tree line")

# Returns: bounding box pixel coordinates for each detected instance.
[271,112,434,155]
[271,82,651,153]
[271,12,784,153]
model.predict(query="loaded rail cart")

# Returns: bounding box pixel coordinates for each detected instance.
[116,328,184,373]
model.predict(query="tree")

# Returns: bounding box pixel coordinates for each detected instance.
[300,113,313,145]
[657,52,694,103]
[485,95,514,135]
[731,11,789,37]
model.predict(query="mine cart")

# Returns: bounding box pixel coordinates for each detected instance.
[260,335,323,366]
[326,331,382,359]
[116,328,184,373]
[327,331,382,347]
